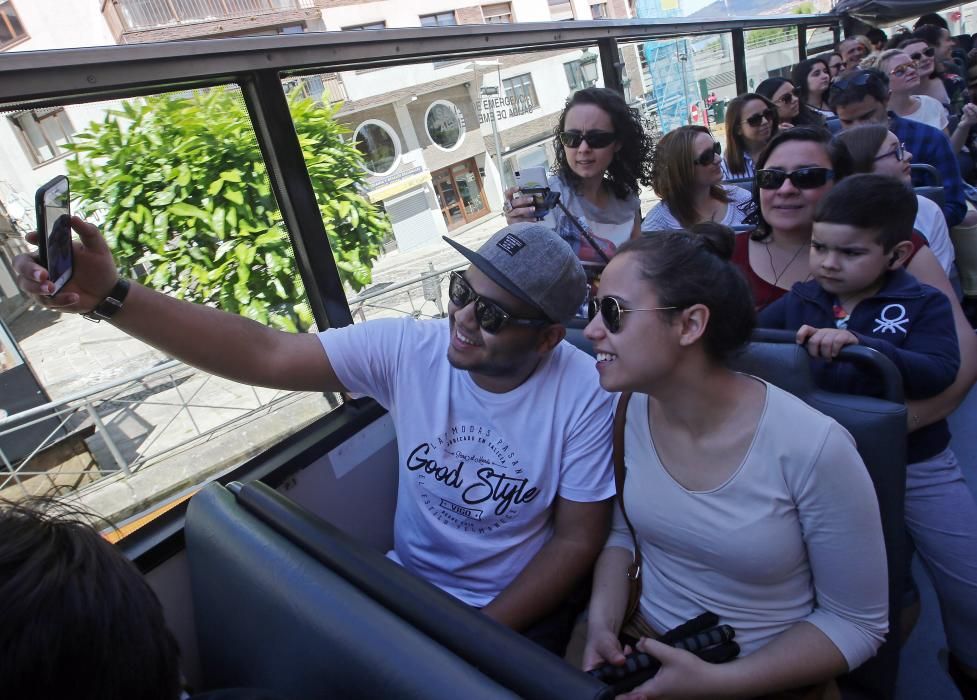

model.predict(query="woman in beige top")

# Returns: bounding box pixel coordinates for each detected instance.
[581,228,888,698]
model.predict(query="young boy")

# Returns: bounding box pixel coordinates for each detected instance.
[759,173,977,687]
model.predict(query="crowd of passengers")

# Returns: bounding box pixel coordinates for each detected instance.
[4,16,977,700]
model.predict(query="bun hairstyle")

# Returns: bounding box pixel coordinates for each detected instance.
[616,229,755,361]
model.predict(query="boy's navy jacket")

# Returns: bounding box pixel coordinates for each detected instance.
[758,268,960,462]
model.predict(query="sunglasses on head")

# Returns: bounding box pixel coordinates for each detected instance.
[694,141,722,166]
[909,47,936,61]
[874,141,907,162]
[832,70,882,92]
[588,296,678,334]
[448,271,549,334]
[756,167,835,190]
[743,108,776,127]
[559,130,617,149]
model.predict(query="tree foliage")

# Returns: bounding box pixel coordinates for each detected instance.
[66,88,392,333]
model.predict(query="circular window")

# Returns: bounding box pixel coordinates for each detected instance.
[353,120,401,176]
[425,100,466,151]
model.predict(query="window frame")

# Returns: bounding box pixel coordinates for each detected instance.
[501,73,538,114]
[353,118,402,176]
[547,0,575,21]
[419,11,458,27]
[590,2,609,19]
[564,60,586,91]
[482,2,513,23]
[9,108,75,167]
[344,21,387,31]
[424,99,466,152]
[0,0,28,50]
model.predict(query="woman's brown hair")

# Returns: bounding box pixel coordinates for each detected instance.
[723,93,779,177]
[832,124,890,173]
[650,125,729,227]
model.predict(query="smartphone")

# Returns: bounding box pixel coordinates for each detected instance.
[34,175,73,296]
[514,166,556,220]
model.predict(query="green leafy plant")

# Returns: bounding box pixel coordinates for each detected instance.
[66,88,392,332]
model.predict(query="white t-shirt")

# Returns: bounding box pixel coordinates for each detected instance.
[606,381,888,669]
[541,174,640,261]
[320,318,616,606]
[640,185,754,232]
[914,193,955,275]
[902,94,949,131]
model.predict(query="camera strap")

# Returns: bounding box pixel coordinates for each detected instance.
[555,199,612,265]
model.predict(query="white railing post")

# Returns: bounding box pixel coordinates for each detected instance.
[84,401,130,476]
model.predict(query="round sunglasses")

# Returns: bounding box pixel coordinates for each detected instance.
[694,141,722,166]
[743,108,776,128]
[588,296,677,334]
[756,167,835,190]
[909,47,936,62]
[774,89,799,106]
[889,62,917,79]
[559,130,617,149]
[448,271,549,334]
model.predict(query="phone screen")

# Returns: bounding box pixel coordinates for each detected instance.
[40,178,72,294]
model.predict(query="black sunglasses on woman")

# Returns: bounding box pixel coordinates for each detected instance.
[743,108,776,128]
[694,141,722,166]
[756,167,834,190]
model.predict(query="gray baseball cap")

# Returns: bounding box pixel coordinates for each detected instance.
[443,223,586,323]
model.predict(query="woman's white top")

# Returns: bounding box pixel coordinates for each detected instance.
[901,94,949,131]
[915,193,955,275]
[720,152,755,180]
[605,381,888,668]
[641,185,753,232]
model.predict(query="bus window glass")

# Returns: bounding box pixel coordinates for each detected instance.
[745,26,800,93]
[0,86,339,526]
[281,45,611,324]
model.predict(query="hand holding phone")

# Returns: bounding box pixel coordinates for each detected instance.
[514,166,558,220]
[34,176,73,296]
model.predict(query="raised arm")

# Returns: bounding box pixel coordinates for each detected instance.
[14,218,348,394]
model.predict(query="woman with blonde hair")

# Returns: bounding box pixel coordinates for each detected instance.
[720,93,779,179]
[642,125,752,231]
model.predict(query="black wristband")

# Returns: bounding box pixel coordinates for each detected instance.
[83,278,130,322]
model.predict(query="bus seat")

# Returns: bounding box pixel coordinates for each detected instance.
[563,320,592,357]
[184,483,519,700]
[722,176,753,191]
[731,330,907,700]
[910,163,945,210]
[229,480,612,700]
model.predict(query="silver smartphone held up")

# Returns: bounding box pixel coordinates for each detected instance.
[34,175,73,296]
[514,166,558,220]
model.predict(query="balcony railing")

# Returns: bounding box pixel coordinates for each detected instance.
[115,0,316,32]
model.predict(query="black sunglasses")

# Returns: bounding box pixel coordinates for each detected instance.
[743,108,776,128]
[874,141,907,162]
[756,167,835,190]
[775,90,798,105]
[448,271,549,334]
[559,130,617,149]
[588,296,677,334]
[909,47,936,61]
[694,141,722,166]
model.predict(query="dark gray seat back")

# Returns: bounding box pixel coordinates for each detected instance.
[228,480,611,700]
[730,330,906,700]
[185,483,518,700]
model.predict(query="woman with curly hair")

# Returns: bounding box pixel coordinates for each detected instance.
[642,125,753,231]
[504,87,652,264]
